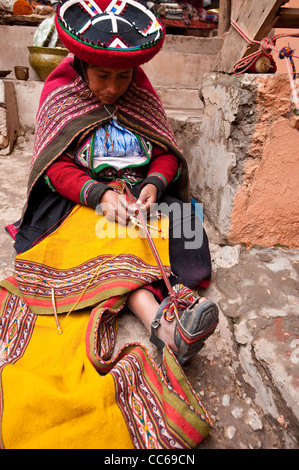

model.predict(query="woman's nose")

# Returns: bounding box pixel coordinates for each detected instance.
[107,79,118,94]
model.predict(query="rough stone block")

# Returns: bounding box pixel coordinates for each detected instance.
[172,72,298,249]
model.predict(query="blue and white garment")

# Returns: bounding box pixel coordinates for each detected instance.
[92,119,150,170]
[75,119,153,176]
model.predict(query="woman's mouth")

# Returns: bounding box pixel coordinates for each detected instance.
[102,96,117,104]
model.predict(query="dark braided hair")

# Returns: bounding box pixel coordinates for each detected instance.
[72,56,88,80]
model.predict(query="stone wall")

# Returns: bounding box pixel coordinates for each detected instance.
[175,72,299,249]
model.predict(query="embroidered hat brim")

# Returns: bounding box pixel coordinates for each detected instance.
[55,0,166,68]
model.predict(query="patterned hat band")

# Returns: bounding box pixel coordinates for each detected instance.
[55,0,165,68]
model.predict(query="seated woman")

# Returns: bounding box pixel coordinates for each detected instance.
[14,0,218,367]
[1,0,219,449]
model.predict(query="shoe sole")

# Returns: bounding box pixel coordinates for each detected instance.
[175,300,219,366]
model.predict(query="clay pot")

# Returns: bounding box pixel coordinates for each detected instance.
[14,66,29,81]
[0,71,12,78]
[28,46,68,81]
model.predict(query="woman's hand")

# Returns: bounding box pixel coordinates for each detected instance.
[99,184,158,225]
[99,190,131,225]
[135,184,158,216]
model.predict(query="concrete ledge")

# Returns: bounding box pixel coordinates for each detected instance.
[142,50,217,89]
[0,79,42,133]
[161,35,223,55]
[11,79,203,129]
[155,86,203,111]
[14,79,43,130]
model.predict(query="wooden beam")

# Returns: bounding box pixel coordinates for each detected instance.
[212,0,289,73]
[218,0,231,36]
[0,81,19,156]
[0,13,45,27]
[274,8,299,28]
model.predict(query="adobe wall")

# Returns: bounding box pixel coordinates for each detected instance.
[176,72,299,249]
[229,75,299,249]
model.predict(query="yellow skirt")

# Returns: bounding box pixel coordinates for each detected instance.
[1,310,133,449]
[0,204,213,449]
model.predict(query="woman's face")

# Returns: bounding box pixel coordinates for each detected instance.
[85,65,134,105]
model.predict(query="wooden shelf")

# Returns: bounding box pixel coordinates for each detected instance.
[212,0,291,73]
[0,13,46,26]
[164,19,216,30]
[275,7,299,29]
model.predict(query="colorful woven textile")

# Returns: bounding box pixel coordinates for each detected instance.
[0,55,213,449]
[0,202,213,448]
[55,0,165,68]
[27,55,188,199]
[17,55,190,244]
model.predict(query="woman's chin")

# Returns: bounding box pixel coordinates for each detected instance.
[102,98,117,105]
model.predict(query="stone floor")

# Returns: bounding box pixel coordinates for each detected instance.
[0,131,298,449]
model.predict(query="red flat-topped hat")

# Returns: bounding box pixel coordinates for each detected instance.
[55,0,165,68]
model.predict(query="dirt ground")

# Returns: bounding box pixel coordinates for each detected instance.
[0,131,298,450]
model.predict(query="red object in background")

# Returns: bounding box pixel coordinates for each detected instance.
[189,0,203,8]
[247,54,277,74]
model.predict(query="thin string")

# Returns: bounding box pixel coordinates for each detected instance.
[124,185,213,339]
[51,252,121,334]
[103,124,114,153]
[103,104,117,121]
[51,182,198,339]
[279,47,299,111]
[124,184,173,297]
[124,184,185,328]
[51,195,165,333]
[231,20,299,111]
[231,19,299,75]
